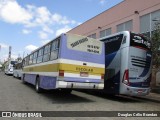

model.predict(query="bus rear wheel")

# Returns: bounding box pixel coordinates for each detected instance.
[22,74,26,84]
[35,77,42,93]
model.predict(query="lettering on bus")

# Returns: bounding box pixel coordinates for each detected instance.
[87,45,100,54]
[106,36,120,43]
[67,34,102,54]
[76,67,93,72]
[132,36,151,48]
[71,38,88,48]
[130,33,151,50]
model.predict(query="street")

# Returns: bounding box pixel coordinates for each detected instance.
[0,72,159,120]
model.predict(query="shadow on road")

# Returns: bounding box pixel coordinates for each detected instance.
[132,96,160,103]
[21,82,94,104]
[44,91,94,104]
[77,90,143,103]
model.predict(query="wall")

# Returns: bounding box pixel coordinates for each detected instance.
[68,0,160,38]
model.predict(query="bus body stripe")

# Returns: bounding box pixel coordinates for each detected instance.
[24,59,105,68]
[23,71,101,80]
[23,63,105,75]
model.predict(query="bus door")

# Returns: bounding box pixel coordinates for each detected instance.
[104,51,121,94]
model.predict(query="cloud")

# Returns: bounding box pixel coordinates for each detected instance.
[34,6,52,25]
[38,31,48,39]
[22,29,31,34]
[25,45,38,51]
[0,0,81,41]
[0,0,32,24]
[52,13,62,23]
[42,26,54,33]
[41,39,50,45]
[56,26,72,36]
[99,0,106,5]
[0,43,8,48]
[11,54,18,60]
[0,0,81,61]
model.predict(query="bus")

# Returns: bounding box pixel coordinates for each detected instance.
[4,60,17,75]
[22,33,105,93]
[100,31,152,96]
[13,62,22,79]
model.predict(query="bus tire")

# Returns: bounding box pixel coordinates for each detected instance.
[22,74,26,84]
[35,76,42,93]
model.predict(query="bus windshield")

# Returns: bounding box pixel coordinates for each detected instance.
[130,33,151,50]
[11,61,17,65]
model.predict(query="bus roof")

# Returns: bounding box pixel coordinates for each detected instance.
[99,31,149,42]
[99,31,130,41]
[24,33,98,58]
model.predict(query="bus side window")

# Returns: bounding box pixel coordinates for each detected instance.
[27,57,29,65]
[43,44,51,62]
[37,48,44,63]
[33,52,38,64]
[122,36,126,44]
[29,54,33,65]
[50,39,59,60]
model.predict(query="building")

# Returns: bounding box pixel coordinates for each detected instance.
[68,0,160,39]
[68,0,160,88]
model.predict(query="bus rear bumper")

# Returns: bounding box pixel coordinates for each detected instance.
[6,71,13,75]
[120,85,150,96]
[56,81,104,89]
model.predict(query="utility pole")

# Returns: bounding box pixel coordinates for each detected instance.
[8,46,11,61]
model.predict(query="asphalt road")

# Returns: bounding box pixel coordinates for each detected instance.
[0,72,159,120]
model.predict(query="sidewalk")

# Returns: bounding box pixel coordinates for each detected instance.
[151,86,160,94]
[135,92,160,103]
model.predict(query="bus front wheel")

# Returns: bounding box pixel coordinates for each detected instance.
[35,77,42,93]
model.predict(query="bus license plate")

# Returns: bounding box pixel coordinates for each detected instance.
[80,72,88,77]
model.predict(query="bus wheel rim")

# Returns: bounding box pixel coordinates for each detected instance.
[36,81,39,90]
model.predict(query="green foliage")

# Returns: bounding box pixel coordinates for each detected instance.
[151,22,160,69]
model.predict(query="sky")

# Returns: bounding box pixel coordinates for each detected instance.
[0,0,123,62]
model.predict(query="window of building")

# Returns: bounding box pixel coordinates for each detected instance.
[140,10,160,38]
[117,20,133,32]
[140,13,150,35]
[151,10,160,30]
[88,33,96,39]
[100,28,111,38]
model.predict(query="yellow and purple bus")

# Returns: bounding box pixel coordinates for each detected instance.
[22,33,105,93]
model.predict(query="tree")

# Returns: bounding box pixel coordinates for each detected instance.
[16,57,22,62]
[151,21,160,70]
[151,21,160,87]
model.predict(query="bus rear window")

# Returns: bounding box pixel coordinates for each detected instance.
[130,33,151,50]
[67,34,102,54]
[103,34,123,55]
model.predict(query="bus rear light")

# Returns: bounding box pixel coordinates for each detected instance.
[122,69,130,86]
[101,74,104,80]
[59,70,64,77]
